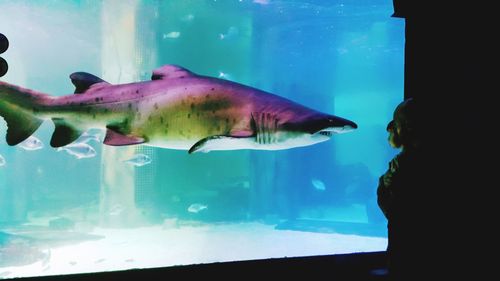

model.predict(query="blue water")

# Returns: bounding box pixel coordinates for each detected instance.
[0,0,404,278]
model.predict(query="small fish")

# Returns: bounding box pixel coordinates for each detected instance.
[187,203,208,213]
[253,0,270,5]
[163,31,180,39]
[123,153,151,167]
[218,71,232,80]
[18,136,44,151]
[109,204,124,216]
[311,178,326,191]
[181,14,194,22]
[57,143,96,159]
[337,48,349,55]
[74,130,101,144]
[219,26,239,40]
[0,154,5,167]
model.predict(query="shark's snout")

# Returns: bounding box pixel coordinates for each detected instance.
[341,120,358,131]
[322,116,358,134]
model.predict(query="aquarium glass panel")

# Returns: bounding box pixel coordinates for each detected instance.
[0,0,404,278]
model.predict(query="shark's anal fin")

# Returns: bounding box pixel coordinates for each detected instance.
[50,118,83,147]
[70,72,110,94]
[103,127,145,146]
[188,135,252,154]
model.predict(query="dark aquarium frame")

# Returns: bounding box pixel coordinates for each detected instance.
[3,0,493,280]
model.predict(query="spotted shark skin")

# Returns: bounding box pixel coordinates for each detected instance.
[0,65,357,153]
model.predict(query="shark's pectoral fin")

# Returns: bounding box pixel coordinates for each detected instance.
[188,136,228,154]
[188,135,253,154]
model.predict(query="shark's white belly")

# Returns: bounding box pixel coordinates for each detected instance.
[145,138,257,151]
[145,133,329,153]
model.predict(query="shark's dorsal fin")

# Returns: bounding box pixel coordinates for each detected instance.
[70,72,111,94]
[151,65,194,81]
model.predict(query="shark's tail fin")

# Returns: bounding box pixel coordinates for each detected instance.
[0,81,48,145]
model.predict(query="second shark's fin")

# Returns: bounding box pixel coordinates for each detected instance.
[188,135,253,154]
[70,72,111,94]
[50,118,84,147]
[103,125,146,146]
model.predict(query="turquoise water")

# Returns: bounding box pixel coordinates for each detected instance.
[0,0,404,278]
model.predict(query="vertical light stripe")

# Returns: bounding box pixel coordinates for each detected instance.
[99,0,141,227]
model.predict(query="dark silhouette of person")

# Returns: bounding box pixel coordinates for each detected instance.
[377,98,425,280]
[0,33,8,77]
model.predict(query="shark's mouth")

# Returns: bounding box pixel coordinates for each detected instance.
[318,131,333,137]
[316,124,357,136]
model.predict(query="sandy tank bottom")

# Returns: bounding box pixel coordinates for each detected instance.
[0,220,387,279]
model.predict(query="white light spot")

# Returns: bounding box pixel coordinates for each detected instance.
[163,31,181,39]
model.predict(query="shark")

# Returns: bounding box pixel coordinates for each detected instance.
[0,65,357,153]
